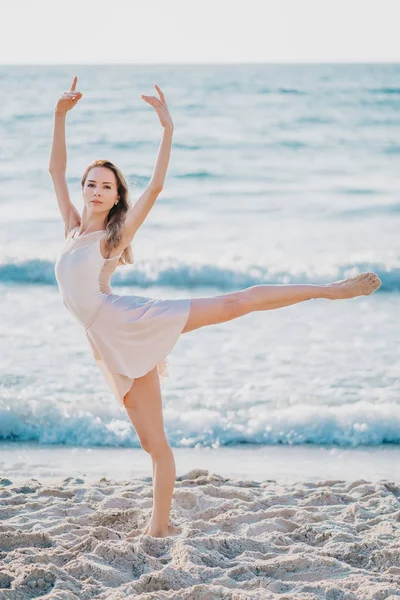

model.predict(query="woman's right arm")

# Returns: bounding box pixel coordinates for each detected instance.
[48,76,82,237]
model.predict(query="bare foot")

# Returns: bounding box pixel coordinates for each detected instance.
[328,272,382,299]
[142,522,182,538]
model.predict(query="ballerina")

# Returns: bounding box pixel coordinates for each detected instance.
[49,76,382,538]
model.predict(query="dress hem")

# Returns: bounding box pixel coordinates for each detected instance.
[86,297,191,408]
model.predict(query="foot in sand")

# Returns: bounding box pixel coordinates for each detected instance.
[328,272,382,300]
[142,522,182,538]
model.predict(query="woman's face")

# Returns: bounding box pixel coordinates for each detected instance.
[82,166,119,213]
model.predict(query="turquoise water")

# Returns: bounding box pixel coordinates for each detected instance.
[0,64,399,453]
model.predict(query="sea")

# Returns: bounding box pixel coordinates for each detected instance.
[0,63,399,484]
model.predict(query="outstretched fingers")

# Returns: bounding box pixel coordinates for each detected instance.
[141,84,173,129]
[142,85,166,106]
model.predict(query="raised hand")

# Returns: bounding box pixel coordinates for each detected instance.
[141,85,174,130]
[55,76,83,114]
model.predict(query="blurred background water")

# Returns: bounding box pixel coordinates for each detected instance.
[0,64,399,474]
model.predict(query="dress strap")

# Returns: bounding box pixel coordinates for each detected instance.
[66,226,79,240]
[104,251,124,262]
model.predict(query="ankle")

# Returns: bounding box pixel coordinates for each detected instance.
[146,517,168,532]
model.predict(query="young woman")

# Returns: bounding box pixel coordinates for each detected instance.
[49,76,381,538]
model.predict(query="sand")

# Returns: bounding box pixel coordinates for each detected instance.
[0,469,399,600]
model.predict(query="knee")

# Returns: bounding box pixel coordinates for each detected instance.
[139,438,151,454]
[223,293,249,320]
[140,436,170,457]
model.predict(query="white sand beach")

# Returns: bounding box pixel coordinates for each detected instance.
[1,469,399,599]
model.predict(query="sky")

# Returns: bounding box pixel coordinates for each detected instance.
[2,0,399,64]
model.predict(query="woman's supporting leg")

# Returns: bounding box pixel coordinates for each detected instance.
[182,272,381,334]
[123,367,180,538]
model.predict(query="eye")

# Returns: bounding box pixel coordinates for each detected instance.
[87,183,111,189]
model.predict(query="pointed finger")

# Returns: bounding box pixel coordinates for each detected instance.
[154,84,165,102]
[142,95,160,106]
[70,76,77,91]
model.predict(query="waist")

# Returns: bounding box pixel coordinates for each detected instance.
[60,290,109,330]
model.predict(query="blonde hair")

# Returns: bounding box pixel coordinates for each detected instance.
[81,159,134,266]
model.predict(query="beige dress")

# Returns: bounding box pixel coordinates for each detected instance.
[55,227,191,407]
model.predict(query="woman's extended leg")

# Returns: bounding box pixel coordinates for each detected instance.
[123,367,180,538]
[182,272,381,334]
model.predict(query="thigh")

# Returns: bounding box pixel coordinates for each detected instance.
[123,367,167,454]
[181,292,249,334]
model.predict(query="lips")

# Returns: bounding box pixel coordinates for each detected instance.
[91,200,102,204]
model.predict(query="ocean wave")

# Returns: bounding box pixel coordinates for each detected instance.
[332,203,400,218]
[176,170,219,179]
[0,400,398,448]
[0,259,400,292]
[259,88,306,95]
[333,187,380,196]
[0,258,398,291]
[383,145,400,155]
[296,116,335,125]
[368,87,400,95]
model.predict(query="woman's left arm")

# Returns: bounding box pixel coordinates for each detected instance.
[122,85,174,241]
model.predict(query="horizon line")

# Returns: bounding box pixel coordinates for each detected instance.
[1,60,400,67]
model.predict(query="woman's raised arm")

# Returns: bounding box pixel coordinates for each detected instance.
[48,76,83,237]
[121,85,174,244]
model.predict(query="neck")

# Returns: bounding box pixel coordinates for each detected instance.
[81,208,107,231]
